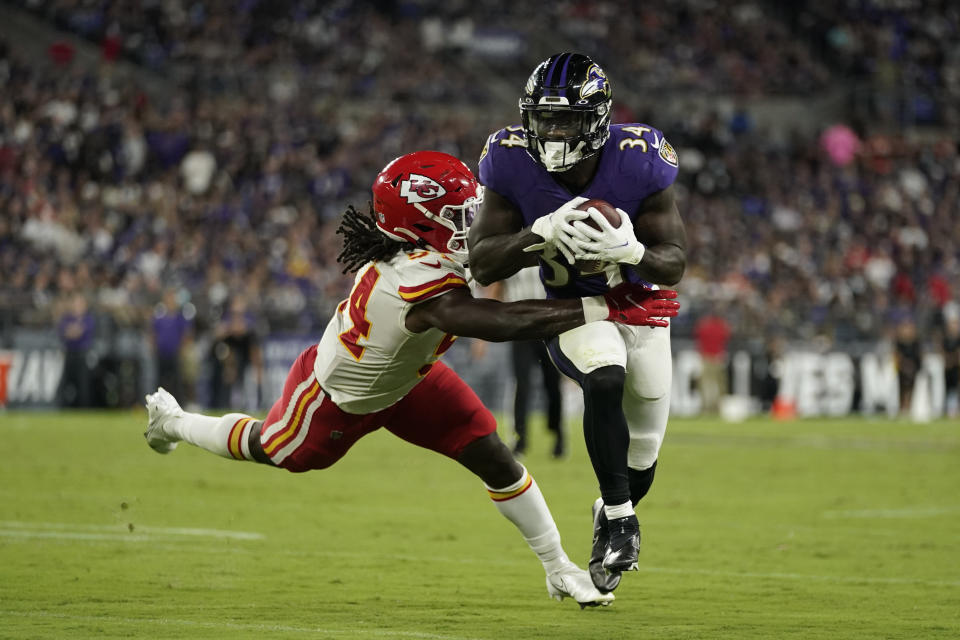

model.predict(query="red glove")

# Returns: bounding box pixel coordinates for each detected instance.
[582,284,680,327]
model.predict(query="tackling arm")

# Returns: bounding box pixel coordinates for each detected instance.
[406,286,680,340]
[408,288,584,341]
[467,188,540,286]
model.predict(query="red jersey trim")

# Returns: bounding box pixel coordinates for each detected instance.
[398,273,468,302]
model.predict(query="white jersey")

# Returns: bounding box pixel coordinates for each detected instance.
[314,249,468,414]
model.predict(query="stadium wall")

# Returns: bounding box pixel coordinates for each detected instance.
[0,332,951,422]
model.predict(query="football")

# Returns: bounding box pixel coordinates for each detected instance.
[573,199,620,274]
[575,199,621,230]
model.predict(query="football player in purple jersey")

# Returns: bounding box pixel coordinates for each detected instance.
[468,52,688,594]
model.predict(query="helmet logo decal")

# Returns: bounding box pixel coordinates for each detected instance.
[399,173,447,203]
[524,66,541,95]
[579,64,610,99]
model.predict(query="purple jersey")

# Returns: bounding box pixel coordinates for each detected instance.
[478,123,679,298]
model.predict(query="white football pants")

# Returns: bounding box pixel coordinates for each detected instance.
[547,320,671,470]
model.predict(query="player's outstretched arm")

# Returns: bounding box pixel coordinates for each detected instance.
[467,188,542,286]
[406,286,680,341]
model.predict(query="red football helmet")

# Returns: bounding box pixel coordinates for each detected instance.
[372,150,483,262]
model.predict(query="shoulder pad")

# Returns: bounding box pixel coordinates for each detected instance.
[395,251,469,303]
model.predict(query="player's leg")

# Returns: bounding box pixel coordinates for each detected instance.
[621,323,672,505]
[385,362,613,607]
[608,324,673,567]
[254,347,382,472]
[144,386,269,462]
[547,322,630,505]
[546,321,639,587]
[587,324,672,589]
[145,345,320,461]
[144,344,356,469]
[537,340,565,458]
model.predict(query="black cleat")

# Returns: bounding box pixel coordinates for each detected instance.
[588,498,622,593]
[602,513,641,573]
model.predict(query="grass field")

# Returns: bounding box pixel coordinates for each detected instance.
[1,411,958,639]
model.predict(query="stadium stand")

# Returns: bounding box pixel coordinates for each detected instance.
[1,1,956,411]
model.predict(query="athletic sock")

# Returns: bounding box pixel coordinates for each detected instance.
[604,501,635,521]
[485,466,570,574]
[170,412,259,461]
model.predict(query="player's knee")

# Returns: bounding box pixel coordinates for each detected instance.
[457,433,523,487]
[626,380,670,403]
[627,434,660,470]
[246,420,278,467]
[583,365,626,403]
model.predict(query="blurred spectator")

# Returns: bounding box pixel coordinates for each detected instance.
[758,336,786,412]
[210,296,263,410]
[694,313,732,414]
[56,292,96,407]
[0,353,12,408]
[820,124,861,168]
[151,288,194,401]
[941,305,960,418]
[489,267,565,458]
[894,318,922,415]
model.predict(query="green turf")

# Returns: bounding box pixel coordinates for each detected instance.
[1,410,958,639]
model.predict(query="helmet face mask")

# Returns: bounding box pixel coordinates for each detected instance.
[372,151,483,263]
[425,195,481,262]
[519,53,612,172]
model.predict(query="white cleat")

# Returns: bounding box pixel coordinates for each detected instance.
[144,387,183,454]
[546,562,615,609]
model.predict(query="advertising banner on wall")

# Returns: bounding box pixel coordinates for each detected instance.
[0,332,64,409]
[1,331,953,421]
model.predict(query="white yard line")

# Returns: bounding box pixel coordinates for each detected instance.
[0,520,264,540]
[638,566,960,588]
[3,522,956,590]
[0,611,485,640]
[821,506,960,519]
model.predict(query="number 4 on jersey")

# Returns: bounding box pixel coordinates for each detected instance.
[339,265,380,360]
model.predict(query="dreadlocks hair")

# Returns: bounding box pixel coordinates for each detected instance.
[336,203,416,274]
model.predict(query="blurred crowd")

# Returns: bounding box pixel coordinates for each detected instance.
[0,37,490,340]
[672,113,959,346]
[787,0,960,128]
[14,0,833,100]
[1,1,958,409]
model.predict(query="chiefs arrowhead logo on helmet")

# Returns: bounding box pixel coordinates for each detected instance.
[372,151,483,263]
[399,174,447,204]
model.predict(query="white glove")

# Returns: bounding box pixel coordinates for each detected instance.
[523,196,591,264]
[572,207,646,265]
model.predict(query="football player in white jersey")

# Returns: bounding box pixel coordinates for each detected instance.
[143,151,679,608]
